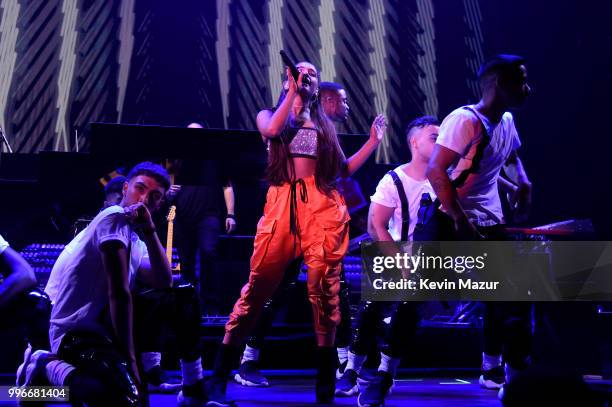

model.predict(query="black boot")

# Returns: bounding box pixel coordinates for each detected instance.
[205,344,240,406]
[315,346,337,404]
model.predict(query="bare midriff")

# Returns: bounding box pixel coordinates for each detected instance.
[290,156,317,179]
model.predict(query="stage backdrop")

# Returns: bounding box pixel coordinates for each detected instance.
[0,0,611,234]
[0,0,506,155]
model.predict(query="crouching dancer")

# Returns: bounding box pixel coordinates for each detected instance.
[18,162,220,406]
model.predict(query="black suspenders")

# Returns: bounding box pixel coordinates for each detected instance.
[390,107,488,240]
[388,170,409,241]
[431,106,491,210]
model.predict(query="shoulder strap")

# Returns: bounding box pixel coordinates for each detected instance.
[388,170,409,241]
[449,106,492,189]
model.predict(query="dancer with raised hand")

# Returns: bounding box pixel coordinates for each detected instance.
[209,60,386,405]
[335,116,439,407]
[235,80,356,388]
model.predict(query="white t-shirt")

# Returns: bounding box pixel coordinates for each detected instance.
[370,165,436,241]
[0,234,8,255]
[437,105,521,226]
[46,205,148,353]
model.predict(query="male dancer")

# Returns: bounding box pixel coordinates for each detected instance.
[20,162,230,406]
[234,81,355,388]
[425,54,532,391]
[320,81,350,123]
[335,116,439,407]
[104,175,182,394]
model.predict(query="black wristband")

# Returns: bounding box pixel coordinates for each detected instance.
[226,214,236,220]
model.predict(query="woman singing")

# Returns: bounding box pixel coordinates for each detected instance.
[205,61,386,406]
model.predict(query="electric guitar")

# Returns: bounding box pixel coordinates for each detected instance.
[166,205,181,275]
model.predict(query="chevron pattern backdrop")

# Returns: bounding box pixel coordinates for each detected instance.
[0,0,488,163]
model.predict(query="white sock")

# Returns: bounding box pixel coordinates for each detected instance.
[482,352,502,371]
[141,352,162,372]
[378,352,400,377]
[241,345,260,364]
[46,360,76,386]
[180,358,203,386]
[337,347,349,365]
[345,351,367,373]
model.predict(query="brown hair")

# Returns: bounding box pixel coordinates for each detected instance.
[265,69,346,194]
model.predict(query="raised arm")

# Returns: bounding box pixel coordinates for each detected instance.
[344,114,386,176]
[256,68,304,139]
[125,203,172,289]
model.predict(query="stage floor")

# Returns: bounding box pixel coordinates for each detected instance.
[198,374,500,407]
[0,372,502,407]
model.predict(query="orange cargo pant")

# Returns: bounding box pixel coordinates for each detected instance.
[224,176,350,347]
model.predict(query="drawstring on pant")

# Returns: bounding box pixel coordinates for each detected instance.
[289,178,309,236]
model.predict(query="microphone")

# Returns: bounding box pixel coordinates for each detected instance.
[280,50,310,86]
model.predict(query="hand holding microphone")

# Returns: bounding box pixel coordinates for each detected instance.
[280,50,310,88]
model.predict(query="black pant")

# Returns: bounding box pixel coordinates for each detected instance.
[483,302,533,368]
[133,283,202,363]
[413,199,535,369]
[350,301,421,359]
[336,273,353,349]
[246,258,353,351]
[59,285,202,406]
[58,331,141,407]
[478,224,533,369]
[0,287,51,350]
[176,215,221,313]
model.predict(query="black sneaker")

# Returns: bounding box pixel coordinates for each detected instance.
[336,360,348,379]
[357,371,394,407]
[479,365,504,389]
[177,378,235,407]
[315,346,337,404]
[145,365,182,393]
[335,368,359,397]
[234,361,269,387]
[204,378,235,407]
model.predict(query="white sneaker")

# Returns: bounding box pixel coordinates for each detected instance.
[336,359,348,380]
[22,350,54,387]
[498,384,505,401]
[145,366,182,393]
[16,344,33,386]
[479,365,504,389]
